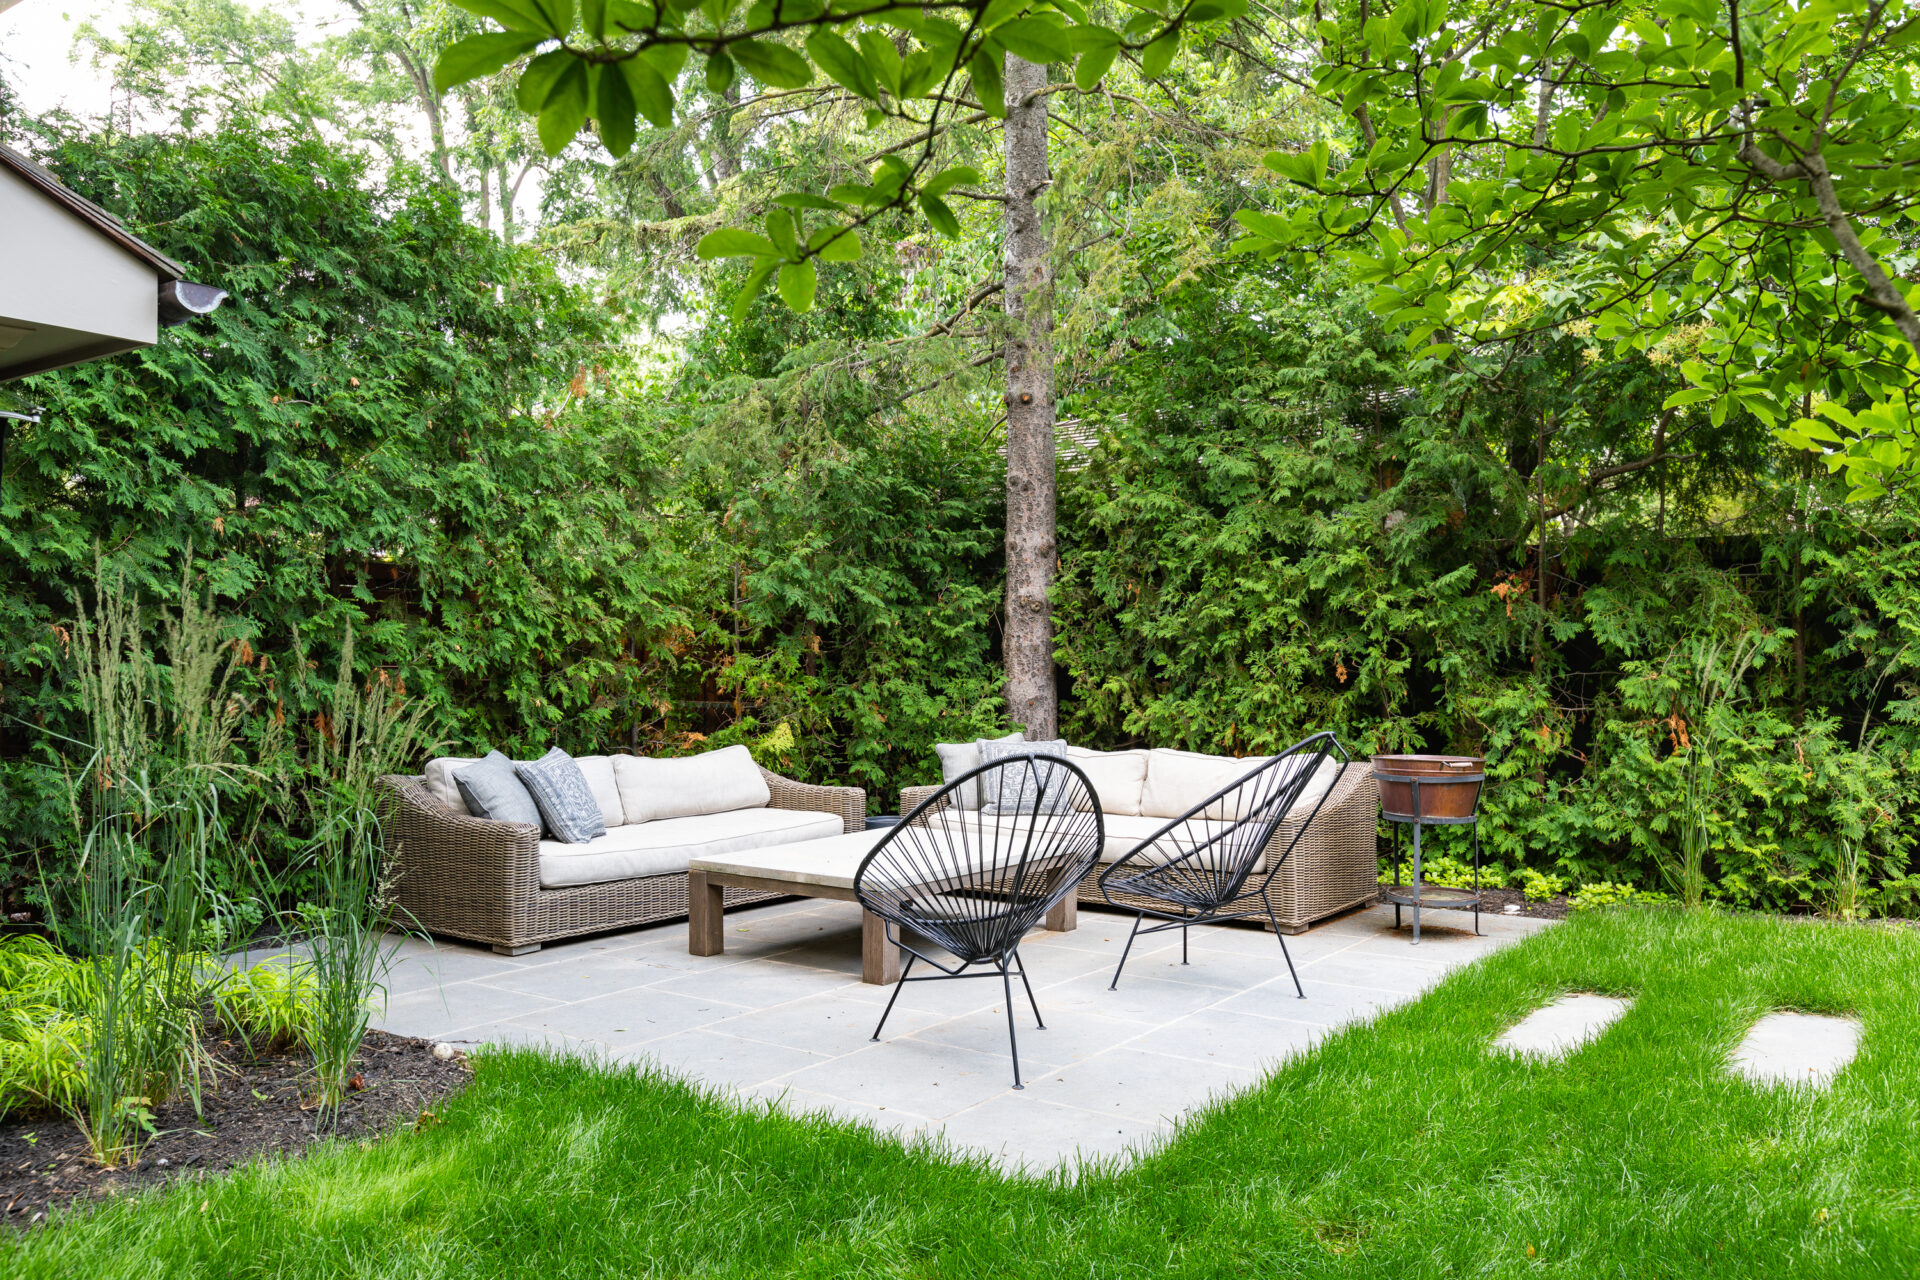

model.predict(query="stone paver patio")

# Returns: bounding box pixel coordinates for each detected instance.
[368,900,1551,1172]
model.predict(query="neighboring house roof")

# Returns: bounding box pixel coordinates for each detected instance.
[0,141,227,381]
[0,142,187,278]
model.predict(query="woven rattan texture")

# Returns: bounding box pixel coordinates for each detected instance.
[378,767,866,952]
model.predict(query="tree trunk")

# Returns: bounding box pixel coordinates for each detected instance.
[1001,53,1058,741]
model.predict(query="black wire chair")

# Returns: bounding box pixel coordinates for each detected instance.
[854,754,1104,1089]
[1099,731,1353,994]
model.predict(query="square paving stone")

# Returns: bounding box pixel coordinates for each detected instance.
[1494,992,1633,1060]
[1729,1010,1862,1088]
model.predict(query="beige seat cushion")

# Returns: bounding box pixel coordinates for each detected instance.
[1138,749,1343,822]
[572,755,626,828]
[1139,750,1275,820]
[422,757,480,813]
[1064,746,1149,816]
[612,744,771,824]
[537,806,841,888]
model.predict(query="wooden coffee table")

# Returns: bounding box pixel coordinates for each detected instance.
[686,829,1078,985]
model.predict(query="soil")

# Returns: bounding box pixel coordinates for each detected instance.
[0,1029,470,1226]
[1375,884,1571,922]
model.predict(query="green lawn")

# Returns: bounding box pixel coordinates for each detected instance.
[9,909,1919,1278]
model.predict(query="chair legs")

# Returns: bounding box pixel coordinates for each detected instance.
[1265,903,1305,999]
[1001,963,1025,1089]
[1111,909,1308,999]
[871,949,1044,1090]
[1011,949,1045,1029]
[870,952,917,1041]
[1108,912,1146,990]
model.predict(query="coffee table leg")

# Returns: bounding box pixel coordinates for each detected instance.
[861,907,900,985]
[1044,894,1078,932]
[688,870,725,957]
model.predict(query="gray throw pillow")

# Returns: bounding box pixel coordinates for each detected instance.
[453,751,543,829]
[977,738,1075,815]
[515,747,608,844]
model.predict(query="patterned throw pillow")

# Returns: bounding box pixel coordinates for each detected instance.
[514,748,608,844]
[976,738,1076,815]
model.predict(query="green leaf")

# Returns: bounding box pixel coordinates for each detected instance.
[802,30,879,100]
[994,16,1073,63]
[697,228,779,258]
[922,165,981,196]
[732,257,779,321]
[449,0,556,34]
[706,48,736,94]
[1073,43,1116,90]
[828,182,879,206]
[1141,32,1178,79]
[619,55,675,127]
[516,49,575,112]
[435,32,546,93]
[765,207,801,258]
[1186,0,1248,19]
[809,225,862,261]
[582,0,608,38]
[607,0,655,31]
[857,30,904,97]
[971,46,1006,117]
[536,60,591,153]
[918,191,961,237]
[729,39,813,89]
[805,30,878,99]
[594,63,637,155]
[778,258,818,311]
[535,0,575,33]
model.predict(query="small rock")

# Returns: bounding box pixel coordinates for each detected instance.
[431,1042,458,1062]
[156,1157,171,1168]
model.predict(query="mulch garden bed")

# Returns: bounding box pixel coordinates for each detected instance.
[0,1029,470,1226]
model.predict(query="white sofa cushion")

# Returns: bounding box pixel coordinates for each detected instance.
[1139,750,1274,820]
[612,744,771,824]
[1064,746,1148,816]
[538,806,842,888]
[1140,750,1346,822]
[573,755,625,827]
[932,731,1024,811]
[421,756,480,812]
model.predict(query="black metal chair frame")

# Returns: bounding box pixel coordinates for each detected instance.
[853,754,1104,1089]
[1098,731,1352,995]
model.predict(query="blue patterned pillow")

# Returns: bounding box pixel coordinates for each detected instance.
[514,748,608,844]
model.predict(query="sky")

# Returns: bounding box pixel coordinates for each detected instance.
[1,2,118,121]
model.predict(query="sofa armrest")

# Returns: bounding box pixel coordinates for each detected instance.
[376,774,542,927]
[760,768,866,833]
[1260,759,1378,871]
[898,785,948,826]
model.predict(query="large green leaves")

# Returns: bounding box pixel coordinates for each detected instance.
[435,32,547,92]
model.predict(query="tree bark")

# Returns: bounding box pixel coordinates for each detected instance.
[1001,54,1058,741]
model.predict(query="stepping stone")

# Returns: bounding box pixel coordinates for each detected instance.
[1729,1011,1862,1089]
[1494,993,1632,1060]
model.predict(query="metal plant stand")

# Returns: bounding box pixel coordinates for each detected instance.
[1377,763,1486,943]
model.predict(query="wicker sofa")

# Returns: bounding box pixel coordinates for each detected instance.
[376,766,865,955]
[899,748,1378,934]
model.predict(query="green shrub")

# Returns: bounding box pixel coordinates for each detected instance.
[1519,869,1569,902]
[1569,881,1673,911]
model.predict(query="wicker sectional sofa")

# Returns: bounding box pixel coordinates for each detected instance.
[376,765,865,955]
[899,748,1378,934]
